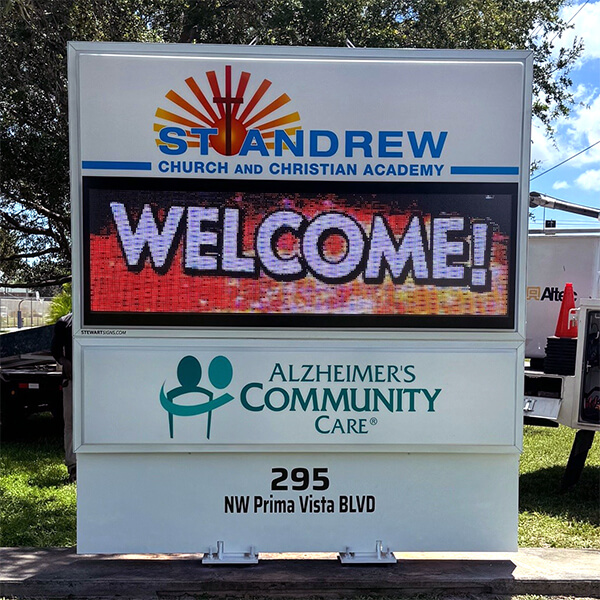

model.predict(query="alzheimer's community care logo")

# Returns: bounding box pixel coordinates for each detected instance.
[160,355,234,440]
[154,65,301,156]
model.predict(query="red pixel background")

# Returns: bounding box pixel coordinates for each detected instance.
[88,191,510,317]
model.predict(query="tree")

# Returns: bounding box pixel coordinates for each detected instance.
[1,0,583,288]
[174,0,582,131]
[0,0,172,290]
[172,0,405,47]
[391,0,583,133]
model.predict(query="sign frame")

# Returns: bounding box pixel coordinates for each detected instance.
[69,42,532,342]
[69,43,532,554]
[82,176,519,330]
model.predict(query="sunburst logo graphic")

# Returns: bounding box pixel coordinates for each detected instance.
[154,65,301,156]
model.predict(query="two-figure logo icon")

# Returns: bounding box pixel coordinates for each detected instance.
[160,355,234,439]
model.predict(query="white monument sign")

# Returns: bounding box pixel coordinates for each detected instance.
[69,43,532,555]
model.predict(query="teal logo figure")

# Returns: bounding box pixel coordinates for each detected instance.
[160,355,234,439]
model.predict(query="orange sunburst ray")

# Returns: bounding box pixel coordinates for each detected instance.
[155,108,202,130]
[244,93,291,128]
[238,79,272,122]
[185,77,220,123]
[205,71,225,119]
[256,111,301,132]
[166,90,214,127]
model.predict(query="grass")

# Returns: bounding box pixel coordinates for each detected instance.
[519,425,600,548]
[0,416,76,547]
[0,418,598,549]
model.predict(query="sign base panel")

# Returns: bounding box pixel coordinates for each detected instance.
[77,452,518,554]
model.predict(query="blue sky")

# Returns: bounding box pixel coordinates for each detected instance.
[529,0,600,230]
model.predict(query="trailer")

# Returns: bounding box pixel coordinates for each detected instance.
[0,325,63,429]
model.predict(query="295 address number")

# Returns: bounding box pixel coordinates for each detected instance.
[271,467,330,491]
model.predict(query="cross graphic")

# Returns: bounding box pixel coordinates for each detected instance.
[213,65,244,155]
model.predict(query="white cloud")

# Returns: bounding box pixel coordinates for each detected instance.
[530,117,558,165]
[552,180,570,189]
[571,83,598,110]
[566,94,600,159]
[531,3,600,170]
[531,88,600,170]
[575,168,600,191]
[560,1,600,64]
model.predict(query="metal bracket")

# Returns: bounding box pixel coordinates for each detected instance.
[523,396,537,412]
[338,540,396,564]
[202,540,258,565]
[523,394,562,420]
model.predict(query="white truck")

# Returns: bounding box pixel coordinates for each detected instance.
[526,230,600,363]
[524,193,599,488]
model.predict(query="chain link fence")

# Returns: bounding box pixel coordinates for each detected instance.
[0,297,53,331]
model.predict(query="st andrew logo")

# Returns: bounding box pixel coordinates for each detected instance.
[160,355,234,440]
[154,65,301,156]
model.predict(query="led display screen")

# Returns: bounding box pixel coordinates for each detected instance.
[83,177,517,328]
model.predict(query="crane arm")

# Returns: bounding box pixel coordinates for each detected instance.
[529,191,600,220]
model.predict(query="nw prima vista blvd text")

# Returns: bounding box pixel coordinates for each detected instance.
[225,494,376,514]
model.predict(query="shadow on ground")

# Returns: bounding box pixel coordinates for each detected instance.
[519,465,600,525]
[1,411,63,442]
